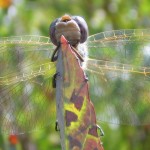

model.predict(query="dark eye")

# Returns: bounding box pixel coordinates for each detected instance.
[49,18,59,46]
[72,16,88,43]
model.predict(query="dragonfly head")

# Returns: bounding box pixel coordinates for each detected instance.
[49,15,88,47]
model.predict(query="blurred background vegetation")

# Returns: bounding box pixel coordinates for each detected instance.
[0,0,150,150]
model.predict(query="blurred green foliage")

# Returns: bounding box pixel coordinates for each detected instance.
[1,0,150,150]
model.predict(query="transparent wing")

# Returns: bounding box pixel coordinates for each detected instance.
[0,36,56,134]
[85,29,150,125]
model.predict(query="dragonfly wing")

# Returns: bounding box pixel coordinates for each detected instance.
[84,29,150,125]
[0,36,56,134]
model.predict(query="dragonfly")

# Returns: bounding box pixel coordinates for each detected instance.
[1,14,150,147]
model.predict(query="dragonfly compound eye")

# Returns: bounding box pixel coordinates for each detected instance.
[72,16,88,43]
[49,15,89,47]
[49,18,59,46]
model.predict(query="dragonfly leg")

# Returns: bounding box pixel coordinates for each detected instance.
[51,43,60,62]
[84,72,88,81]
[52,73,57,88]
[52,72,61,88]
[96,124,104,137]
[71,46,84,62]
[55,120,60,131]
